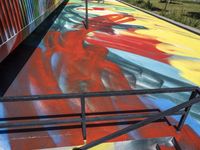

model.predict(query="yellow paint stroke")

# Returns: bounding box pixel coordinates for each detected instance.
[90,143,114,150]
[107,0,200,86]
[71,0,200,86]
[170,59,200,85]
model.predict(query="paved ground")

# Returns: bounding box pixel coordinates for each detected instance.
[1,0,200,149]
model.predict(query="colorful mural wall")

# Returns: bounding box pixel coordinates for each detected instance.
[1,0,200,149]
[0,0,64,62]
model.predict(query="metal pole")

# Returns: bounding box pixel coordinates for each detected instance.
[81,96,87,140]
[176,90,198,130]
[0,87,198,102]
[85,0,88,29]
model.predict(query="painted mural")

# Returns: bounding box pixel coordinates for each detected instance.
[0,0,63,62]
[1,0,200,149]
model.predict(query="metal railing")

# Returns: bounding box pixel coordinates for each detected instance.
[0,86,199,149]
[76,87,200,149]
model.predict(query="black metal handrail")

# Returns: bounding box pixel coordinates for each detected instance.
[77,90,200,150]
[1,86,197,102]
[0,86,199,149]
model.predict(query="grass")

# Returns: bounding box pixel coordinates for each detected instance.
[124,0,200,30]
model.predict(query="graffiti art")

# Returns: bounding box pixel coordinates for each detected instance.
[0,0,200,149]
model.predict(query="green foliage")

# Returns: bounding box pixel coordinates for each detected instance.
[136,0,145,4]
[124,0,200,29]
[163,9,200,28]
[144,1,153,9]
[130,0,153,10]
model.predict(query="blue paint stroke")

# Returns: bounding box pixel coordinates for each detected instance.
[29,83,63,145]
[0,104,11,150]
[108,48,193,85]
[140,96,200,136]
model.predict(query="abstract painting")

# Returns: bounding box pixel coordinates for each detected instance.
[1,0,200,149]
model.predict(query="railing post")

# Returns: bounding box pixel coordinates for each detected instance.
[81,96,87,141]
[176,90,198,131]
[172,137,182,150]
[85,0,88,29]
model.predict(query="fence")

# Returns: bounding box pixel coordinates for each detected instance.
[0,86,199,149]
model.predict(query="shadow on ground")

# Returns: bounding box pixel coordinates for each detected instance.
[186,12,200,19]
[0,1,68,96]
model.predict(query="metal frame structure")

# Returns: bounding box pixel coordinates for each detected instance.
[77,89,200,149]
[0,86,200,149]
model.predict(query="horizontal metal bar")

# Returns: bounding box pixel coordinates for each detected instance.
[0,109,160,121]
[0,86,197,102]
[78,96,200,150]
[0,118,81,128]
[86,111,184,122]
[87,113,157,122]
[0,111,184,129]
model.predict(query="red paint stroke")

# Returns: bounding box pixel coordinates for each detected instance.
[77,7,105,11]
[10,14,146,148]
[86,29,170,64]
[93,7,105,10]
[5,13,200,149]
